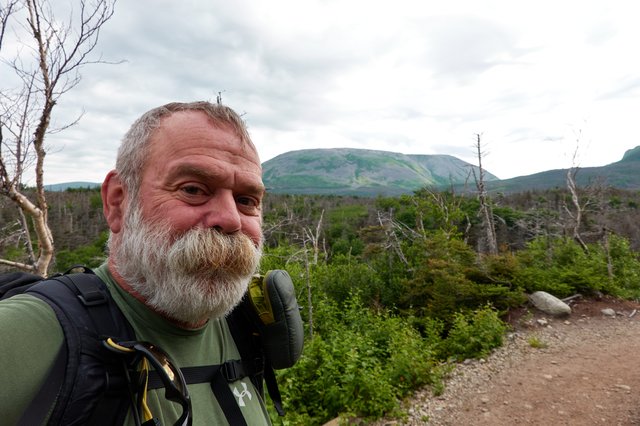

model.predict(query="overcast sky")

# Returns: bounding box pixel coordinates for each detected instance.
[6,0,640,184]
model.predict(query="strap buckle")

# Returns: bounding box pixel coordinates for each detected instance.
[78,289,107,306]
[221,360,246,382]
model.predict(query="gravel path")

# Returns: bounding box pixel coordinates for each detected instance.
[375,297,640,425]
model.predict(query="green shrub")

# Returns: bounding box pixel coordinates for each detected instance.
[275,294,444,425]
[313,258,403,309]
[385,317,444,395]
[514,267,574,298]
[438,306,507,361]
[605,234,640,298]
[53,231,108,270]
[514,237,604,297]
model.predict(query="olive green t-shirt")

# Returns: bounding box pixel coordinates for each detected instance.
[0,264,271,425]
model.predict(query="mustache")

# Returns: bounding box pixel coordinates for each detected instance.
[165,227,261,276]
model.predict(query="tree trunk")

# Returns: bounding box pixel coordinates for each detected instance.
[474,134,498,255]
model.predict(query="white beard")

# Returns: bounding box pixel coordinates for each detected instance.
[110,206,262,325]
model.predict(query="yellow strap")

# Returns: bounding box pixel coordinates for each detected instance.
[140,358,153,421]
[105,337,134,353]
[104,338,154,422]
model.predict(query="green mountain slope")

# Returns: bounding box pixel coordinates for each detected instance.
[262,148,496,196]
[485,146,640,193]
[44,181,101,191]
[44,146,640,196]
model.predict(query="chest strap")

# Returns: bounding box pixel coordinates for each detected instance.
[145,361,246,389]
[145,361,249,426]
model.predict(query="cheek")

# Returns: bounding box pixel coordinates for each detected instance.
[142,204,198,232]
[242,218,263,247]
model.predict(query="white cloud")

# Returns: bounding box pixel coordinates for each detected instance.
[3,0,640,184]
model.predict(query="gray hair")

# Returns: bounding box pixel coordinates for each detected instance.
[115,101,255,199]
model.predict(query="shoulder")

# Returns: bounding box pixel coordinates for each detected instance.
[0,294,64,423]
[0,292,63,351]
[0,293,62,333]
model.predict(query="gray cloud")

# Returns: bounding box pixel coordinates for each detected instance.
[4,0,638,183]
[420,15,525,83]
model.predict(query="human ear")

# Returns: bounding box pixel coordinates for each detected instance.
[102,170,126,234]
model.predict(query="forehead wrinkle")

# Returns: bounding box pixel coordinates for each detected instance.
[161,110,257,155]
[166,163,224,184]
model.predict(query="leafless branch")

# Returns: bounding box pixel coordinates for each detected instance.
[0,1,21,51]
[0,0,117,275]
[564,135,589,253]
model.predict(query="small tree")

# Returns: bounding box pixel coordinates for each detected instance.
[472,134,498,255]
[0,0,116,275]
[565,165,589,252]
[562,132,606,254]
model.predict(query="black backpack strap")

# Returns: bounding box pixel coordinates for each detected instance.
[263,363,285,416]
[0,271,44,298]
[146,362,245,389]
[23,272,135,425]
[227,295,288,417]
[145,360,251,426]
[210,368,249,426]
[226,302,265,389]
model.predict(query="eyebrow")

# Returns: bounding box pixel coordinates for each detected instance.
[167,163,265,195]
[167,163,220,183]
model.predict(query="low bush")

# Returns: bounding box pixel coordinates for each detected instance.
[275,295,445,425]
[53,231,109,271]
[438,305,507,361]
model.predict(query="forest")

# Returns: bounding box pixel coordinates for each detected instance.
[1,184,640,425]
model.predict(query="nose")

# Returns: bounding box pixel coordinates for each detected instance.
[202,190,242,233]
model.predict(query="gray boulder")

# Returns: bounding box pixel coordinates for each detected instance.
[529,291,572,317]
[601,308,616,317]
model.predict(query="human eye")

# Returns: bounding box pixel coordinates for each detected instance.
[179,184,209,201]
[236,195,261,213]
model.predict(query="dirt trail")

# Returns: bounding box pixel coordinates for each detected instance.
[387,297,640,425]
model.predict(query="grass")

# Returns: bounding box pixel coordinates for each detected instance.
[527,335,548,349]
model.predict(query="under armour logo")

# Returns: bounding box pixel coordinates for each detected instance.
[233,382,253,407]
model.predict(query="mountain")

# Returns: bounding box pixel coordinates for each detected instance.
[262,148,497,196]
[484,146,640,193]
[44,146,640,196]
[44,181,101,191]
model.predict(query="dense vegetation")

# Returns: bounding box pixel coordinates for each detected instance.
[2,185,640,424]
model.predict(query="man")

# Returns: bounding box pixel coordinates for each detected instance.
[0,101,271,425]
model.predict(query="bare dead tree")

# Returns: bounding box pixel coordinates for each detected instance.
[471,133,498,255]
[563,137,592,253]
[0,2,19,49]
[0,0,117,275]
[376,210,412,266]
[565,167,589,252]
[302,209,324,265]
[302,245,313,339]
[300,210,325,339]
[413,187,469,240]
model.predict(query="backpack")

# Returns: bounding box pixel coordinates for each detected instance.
[0,267,304,425]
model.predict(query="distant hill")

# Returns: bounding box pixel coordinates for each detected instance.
[262,148,497,196]
[44,146,640,196]
[484,146,640,193]
[44,181,100,191]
